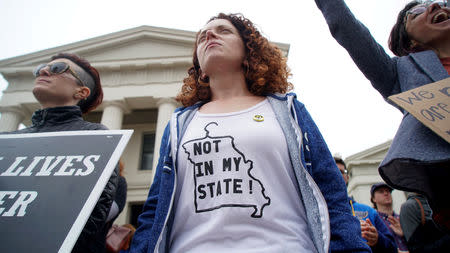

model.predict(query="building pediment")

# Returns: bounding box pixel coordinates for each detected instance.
[0,25,197,73]
[0,24,289,74]
[0,24,290,112]
[82,37,193,64]
[346,139,392,169]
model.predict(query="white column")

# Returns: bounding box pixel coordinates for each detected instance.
[151,98,177,179]
[100,101,128,130]
[0,106,25,132]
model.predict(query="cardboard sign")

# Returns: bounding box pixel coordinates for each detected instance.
[0,130,133,253]
[388,77,450,143]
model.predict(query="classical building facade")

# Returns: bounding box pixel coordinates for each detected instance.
[0,25,290,226]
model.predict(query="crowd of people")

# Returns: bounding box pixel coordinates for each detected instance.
[337,156,450,253]
[1,0,448,252]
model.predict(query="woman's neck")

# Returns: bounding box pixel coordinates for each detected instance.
[433,38,450,58]
[208,71,250,101]
[199,72,265,113]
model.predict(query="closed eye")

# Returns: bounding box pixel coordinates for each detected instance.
[198,34,206,43]
[219,28,232,33]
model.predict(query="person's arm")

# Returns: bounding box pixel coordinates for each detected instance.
[400,198,423,242]
[371,213,398,253]
[115,176,128,212]
[313,0,401,98]
[293,100,370,252]
[128,124,171,253]
[80,162,119,236]
[106,176,127,223]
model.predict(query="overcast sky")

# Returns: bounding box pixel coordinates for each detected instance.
[0,0,412,158]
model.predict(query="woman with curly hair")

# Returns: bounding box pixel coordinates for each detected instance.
[129,13,370,253]
[313,0,450,231]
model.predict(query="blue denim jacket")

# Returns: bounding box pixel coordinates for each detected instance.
[129,93,370,253]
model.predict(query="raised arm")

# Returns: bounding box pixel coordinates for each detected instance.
[313,0,401,98]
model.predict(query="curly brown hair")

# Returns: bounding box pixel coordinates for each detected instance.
[176,13,293,107]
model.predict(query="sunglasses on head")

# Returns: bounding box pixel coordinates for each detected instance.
[407,0,447,16]
[33,62,85,86]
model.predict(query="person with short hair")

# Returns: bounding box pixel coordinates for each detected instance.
[5,52,118,253]
[335,157,397,253]
[371,183,409,252]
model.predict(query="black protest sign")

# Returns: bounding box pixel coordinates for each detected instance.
[0,130,132,253]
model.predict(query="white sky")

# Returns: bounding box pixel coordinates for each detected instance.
[0,0,412,158]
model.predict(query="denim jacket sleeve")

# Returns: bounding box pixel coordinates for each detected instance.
[292,99,371,252]
[129,124,172,253]
[313,0,400,98]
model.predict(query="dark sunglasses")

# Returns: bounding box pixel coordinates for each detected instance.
[33,62,84,86]
[407,0,447,16]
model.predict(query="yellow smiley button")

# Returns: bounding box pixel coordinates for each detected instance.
[253,115,264,122]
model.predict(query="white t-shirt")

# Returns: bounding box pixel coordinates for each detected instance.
[169,99,317,253]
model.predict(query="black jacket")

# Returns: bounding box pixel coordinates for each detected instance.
[8,106,119,253]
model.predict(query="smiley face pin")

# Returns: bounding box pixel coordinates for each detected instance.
[253,114,264,122]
